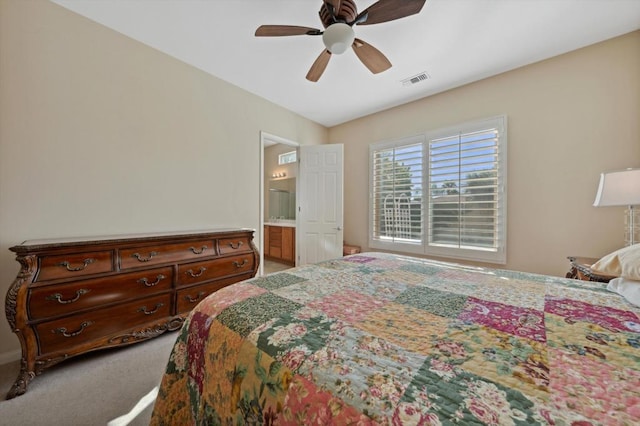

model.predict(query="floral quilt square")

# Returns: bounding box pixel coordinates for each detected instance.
[296,322,426,420]
[399,359,540,425]
[548,347,640,424]
[202,320,246,413]
[281,375,375,425]
[356,302,449,355]
[228,342,292,424]
[286,263,345,281]
[458,297,546,342]
[545,312,640,369]
[336,269,426,303]
[439,323,550,398]
[195,282,267,317]
[307,290,386,323]
[545,296,640,333]
[250,309,336,372]
[272,273,349,305]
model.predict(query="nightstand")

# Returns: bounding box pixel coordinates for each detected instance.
[566,256,616,283]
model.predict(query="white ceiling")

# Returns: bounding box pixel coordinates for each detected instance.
[51,0,640,127]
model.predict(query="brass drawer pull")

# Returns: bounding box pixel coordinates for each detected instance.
[137,303,164,315]
[233,259,249,268]
[186,267,207,278]
[137,274,166,287]
[228,241,244,250]
[46,289,90,304]
[57,258,95,272]
[189,245,208,255]
[131,251,157,262]
[185,291,205,304]
[52,321,93,338]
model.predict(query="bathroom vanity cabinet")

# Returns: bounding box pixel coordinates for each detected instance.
[264,224,295,266]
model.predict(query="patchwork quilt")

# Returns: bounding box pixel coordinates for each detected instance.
[150,252,640,425]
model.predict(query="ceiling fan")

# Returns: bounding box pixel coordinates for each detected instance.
[254,0,427,82]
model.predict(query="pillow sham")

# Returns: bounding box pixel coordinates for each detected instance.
[607,277,640,308]
[591,243,640,280]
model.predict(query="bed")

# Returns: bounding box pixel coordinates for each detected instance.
[150,252,640,425]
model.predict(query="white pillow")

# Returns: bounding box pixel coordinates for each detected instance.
[607,277,640,307]
[591,244,640,280]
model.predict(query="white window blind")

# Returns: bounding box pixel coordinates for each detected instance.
[428,128,501,251]
[369,116,507,264]
[370,137,424,247]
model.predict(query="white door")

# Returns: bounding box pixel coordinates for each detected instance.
[297,144,344,265]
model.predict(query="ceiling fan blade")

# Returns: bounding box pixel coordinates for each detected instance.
[352,38,392,74]
[255,25,322,37]
[327,0,342,10]
[353,0,426,26]
[306,50,332,82]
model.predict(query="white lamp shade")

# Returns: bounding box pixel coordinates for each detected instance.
[322,23,355,55]
[593,168,640,206]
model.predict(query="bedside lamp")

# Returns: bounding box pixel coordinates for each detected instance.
[593,168,640,245]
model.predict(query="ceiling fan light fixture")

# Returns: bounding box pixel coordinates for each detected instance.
[322,23,355,54]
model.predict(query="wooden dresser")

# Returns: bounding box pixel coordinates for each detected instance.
[4,228,259,399]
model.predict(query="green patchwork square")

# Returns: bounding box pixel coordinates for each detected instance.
[216,292,303,337]
[250,272,308,291]
[400,263,442,276]
[395,287,467,318]
[401,357,538,425]
[255,311,336,361]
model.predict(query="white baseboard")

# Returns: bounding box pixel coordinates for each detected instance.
[0,350,21,366]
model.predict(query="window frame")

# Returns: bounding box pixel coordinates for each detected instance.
[278,150,297,165]
[368,115,507,264]
[369,134,426,256]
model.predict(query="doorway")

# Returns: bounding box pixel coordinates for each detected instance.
[260,132,299,276]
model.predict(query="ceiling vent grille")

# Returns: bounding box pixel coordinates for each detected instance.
[401,72,430,86]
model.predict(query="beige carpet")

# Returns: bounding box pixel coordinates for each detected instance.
[0,331,178,426]
[264,259,293,274]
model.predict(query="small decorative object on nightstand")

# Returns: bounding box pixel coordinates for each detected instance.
[566,256,616,283]
[343,244,361,256]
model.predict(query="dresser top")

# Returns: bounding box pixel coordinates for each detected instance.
[11,228,255,252]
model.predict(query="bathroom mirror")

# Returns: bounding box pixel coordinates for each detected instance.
[268,178,296,220]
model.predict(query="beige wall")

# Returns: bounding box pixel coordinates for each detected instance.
[331,31,640,278]
[0,0,327,360]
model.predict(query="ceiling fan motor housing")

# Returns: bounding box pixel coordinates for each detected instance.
[319,0,358,28]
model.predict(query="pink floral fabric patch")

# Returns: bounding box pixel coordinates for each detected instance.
[459,297,546,342]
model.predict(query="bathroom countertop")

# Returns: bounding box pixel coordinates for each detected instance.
[264,221,296,228]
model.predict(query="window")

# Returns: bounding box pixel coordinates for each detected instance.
[370,135,425,251]
[369,116,507,264]
[278,150,297,165]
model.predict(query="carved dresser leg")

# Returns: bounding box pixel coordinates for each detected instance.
[5,361,35,400]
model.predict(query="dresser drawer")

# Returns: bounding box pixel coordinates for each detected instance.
[28,266,173,320]
[119,239,214,270]
[36,251,114,282]
[35,294,171,355]
[218,236,253,255]
[176,273,254,314]
[177,254,255,286]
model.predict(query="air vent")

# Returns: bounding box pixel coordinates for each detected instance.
[401,72,430,86]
